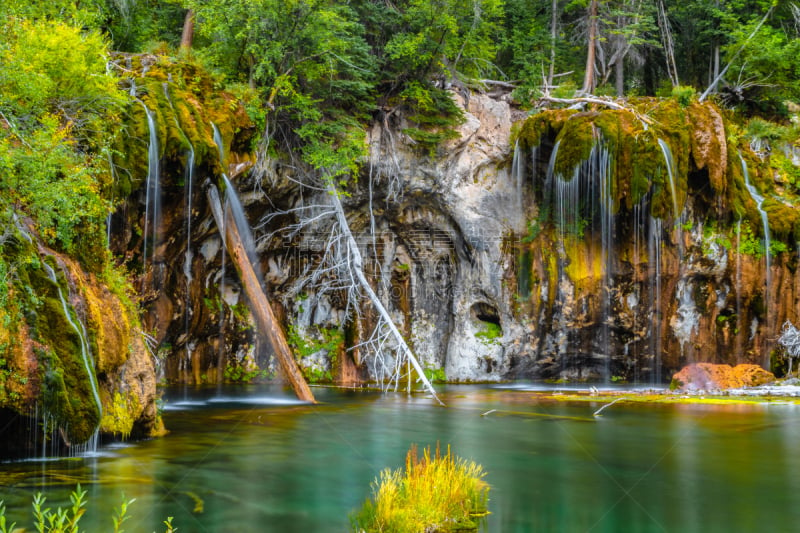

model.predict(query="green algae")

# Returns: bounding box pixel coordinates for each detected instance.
[533,390,799,406]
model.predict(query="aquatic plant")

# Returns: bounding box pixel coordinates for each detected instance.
[0,485,177,533]
[351,443,490,533]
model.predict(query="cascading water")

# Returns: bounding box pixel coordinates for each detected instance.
[734,219,745,363]
[512,140,525,229]
[740,153,772,363]
[740,153,771,289]
[211,124,227,383]
[163,84,197,377]
[658,139,684,258]
[647,216,663,383]
[42,263,102,453]
[547,140,614,379]
[139,103,161,280]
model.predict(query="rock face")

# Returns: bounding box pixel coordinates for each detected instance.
[118,80,800,386]
[671,363,775,390]
[0,237,159,457]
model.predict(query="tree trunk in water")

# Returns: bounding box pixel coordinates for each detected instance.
[327,183,444,406]
[581,0,598,94]
[180,10,195,51]
[206,183,316,403]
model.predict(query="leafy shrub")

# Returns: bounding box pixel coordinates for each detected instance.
[671,85,696,108]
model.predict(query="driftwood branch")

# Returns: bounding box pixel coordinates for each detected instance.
[593,397,627,417]
[538,96,653,125]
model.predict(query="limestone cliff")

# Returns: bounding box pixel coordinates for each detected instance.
[118,78,800,385]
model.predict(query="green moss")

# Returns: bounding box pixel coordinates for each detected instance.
[288,325,345,383]
[552,114,597,179]
[100,391,138,438]
[513,108,577,148]
[764,199,800,240]
[514,101,703,222]
[475,321,502,345]
[109,53,253,205]
[423,366,447,384]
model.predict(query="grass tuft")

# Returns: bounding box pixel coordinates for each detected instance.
[351,443,490,532]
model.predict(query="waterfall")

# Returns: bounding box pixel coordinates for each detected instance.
[735,219,743,364]
[164,83,197,373]
[740,153,771,289]
[42,263,102,450]
[658,139,684,258]
[740,153,772,364]
[511,140,525,229]
[212,122,226,166]
[648,216,663,383]
[211,124,227,383]
[139,103,161,275]
[547,140,614,379]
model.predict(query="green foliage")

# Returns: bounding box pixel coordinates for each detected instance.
[475,321,502,346]
[672,86,696,108]
[423,366,447,384]
[287,325,344,382]
[770,240,788,256]
[0,17,124,269]
[186,0,376,179]
[0,485,176,533]
[288,326,344,359]
[701,221,732,257]
[723,17,800,110]
[351,443,490,533]
[384,0,504,82]
[223,356,272,383]
[737,220,764,258]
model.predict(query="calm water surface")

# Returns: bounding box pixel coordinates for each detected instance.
[2,384,800,532]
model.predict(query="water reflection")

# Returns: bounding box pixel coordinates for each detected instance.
[1,385,799,531]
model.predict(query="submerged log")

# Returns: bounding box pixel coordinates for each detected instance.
[206,182,316,403]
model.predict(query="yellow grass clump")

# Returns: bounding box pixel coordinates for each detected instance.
[351,443,490,533]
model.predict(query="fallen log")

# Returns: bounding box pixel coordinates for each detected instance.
[206,181,315,403]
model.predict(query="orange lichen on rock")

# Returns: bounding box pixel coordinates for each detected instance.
[687,102,728,195]
[671,363,774,391]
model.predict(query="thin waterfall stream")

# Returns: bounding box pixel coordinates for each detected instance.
[138,102,161,281]
[42,262,102,449]
[163,83,196,376]
[740,153,771,289]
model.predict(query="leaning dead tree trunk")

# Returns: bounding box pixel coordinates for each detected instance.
[657,0,679,87]
[700,5,774,102]
[206,181,316,403]
[326,183,444,406]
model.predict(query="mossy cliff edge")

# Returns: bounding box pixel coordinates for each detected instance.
[0,50,253,455]
[112,87,800,388]
[509,99,800,379]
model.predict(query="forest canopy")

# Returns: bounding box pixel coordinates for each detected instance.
[1,0,798,202]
